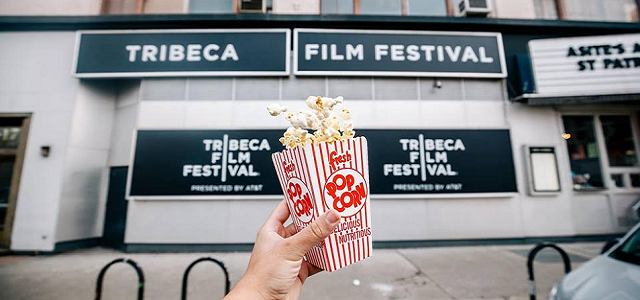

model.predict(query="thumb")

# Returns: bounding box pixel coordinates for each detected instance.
[285,210,341,260]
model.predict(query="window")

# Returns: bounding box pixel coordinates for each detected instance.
[321,0,353,14]
[601,116,638,167]
[563,114,640,191]
[564,0,639,22]
[189,0,233,13]
[0,127,21,149]
[0,156,14,230]
[186,0,453,16]
[533,0,558,19]
[360,0,402,15]
[562,116,604,189]
[533,0,640,22]
[631,173,640,187]
[611,174,625,188]
[406,0,447,16]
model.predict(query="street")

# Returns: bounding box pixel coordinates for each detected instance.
[0,242,604,300]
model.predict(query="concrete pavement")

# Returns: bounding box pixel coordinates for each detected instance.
[0,243,605,300]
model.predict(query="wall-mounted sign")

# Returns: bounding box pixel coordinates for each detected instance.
[127,129,517,199]
[524,146,560,195]
[74,29,290,78]
[127,130,284,199]
[360,129,517,195]
[529,33,640,96]
[294,28,507,78]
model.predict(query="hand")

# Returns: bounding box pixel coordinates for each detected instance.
[224,200,341,300]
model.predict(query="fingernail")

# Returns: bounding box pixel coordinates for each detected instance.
[326,210,340,225]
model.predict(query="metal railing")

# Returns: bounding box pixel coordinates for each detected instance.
[181,257,231,300]
[526,242,572,300]
[95,258,145,300]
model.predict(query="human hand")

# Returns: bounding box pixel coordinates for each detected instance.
[224,200,341,300]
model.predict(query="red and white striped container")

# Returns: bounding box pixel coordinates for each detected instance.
[272,136,372,272]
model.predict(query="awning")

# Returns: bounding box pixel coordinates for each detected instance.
[513,93,640,106]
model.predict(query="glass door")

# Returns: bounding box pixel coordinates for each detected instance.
[0,117,28,248]
[0,155,16,235]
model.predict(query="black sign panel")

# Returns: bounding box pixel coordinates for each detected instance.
[295,29,506,78]
[74,29,290,78]
[128,130,283,198]
[127,129,517,199]
[360,129,517,194]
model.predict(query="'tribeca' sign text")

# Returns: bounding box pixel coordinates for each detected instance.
[384,135,466,180]
[182,135,271,181]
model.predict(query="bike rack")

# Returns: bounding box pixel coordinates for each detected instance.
[527,242,572,300]
[181,257,231,300]
[95,258,145,300]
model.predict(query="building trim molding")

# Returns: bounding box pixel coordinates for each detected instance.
[1,14,640,33]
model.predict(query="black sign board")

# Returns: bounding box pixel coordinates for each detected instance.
[360,129,517,194]
[127,129,517,199]
[127,130,284,199]
[294,29,507,78]
[74,29,290,78]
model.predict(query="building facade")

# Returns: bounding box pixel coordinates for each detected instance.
[1,0,640,252]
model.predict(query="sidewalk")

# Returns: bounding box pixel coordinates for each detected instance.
[0,243,604,300]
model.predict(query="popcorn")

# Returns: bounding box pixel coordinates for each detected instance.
[342,121,354,132]
[340,108,352,120]
[268,96,355,149]
[305,96,320,110]
[290,113,309,129]
[342,130,355,139]
[320,96,343,110]
[284,112,294,121]
[267,103,288,116]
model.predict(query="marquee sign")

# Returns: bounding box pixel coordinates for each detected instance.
[528,33,640,96]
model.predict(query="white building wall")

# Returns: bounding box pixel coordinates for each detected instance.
[2,30,634,250]
[0,31,117,251]
[125,74,639,244]
[0,0,635,252]
[125,76,530,244]
[108,80,141,167]
[0,32,78,250]
[507,103,576,237]
[54,81,116,243]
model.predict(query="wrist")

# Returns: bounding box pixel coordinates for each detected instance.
[225,276,269,300]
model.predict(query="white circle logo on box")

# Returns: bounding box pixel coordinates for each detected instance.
[323,169,368,217]
[286,178,314,223]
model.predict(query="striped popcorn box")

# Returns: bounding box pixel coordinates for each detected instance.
[272,136,372,272]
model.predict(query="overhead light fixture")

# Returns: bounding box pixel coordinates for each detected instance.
[562,133,571,140]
